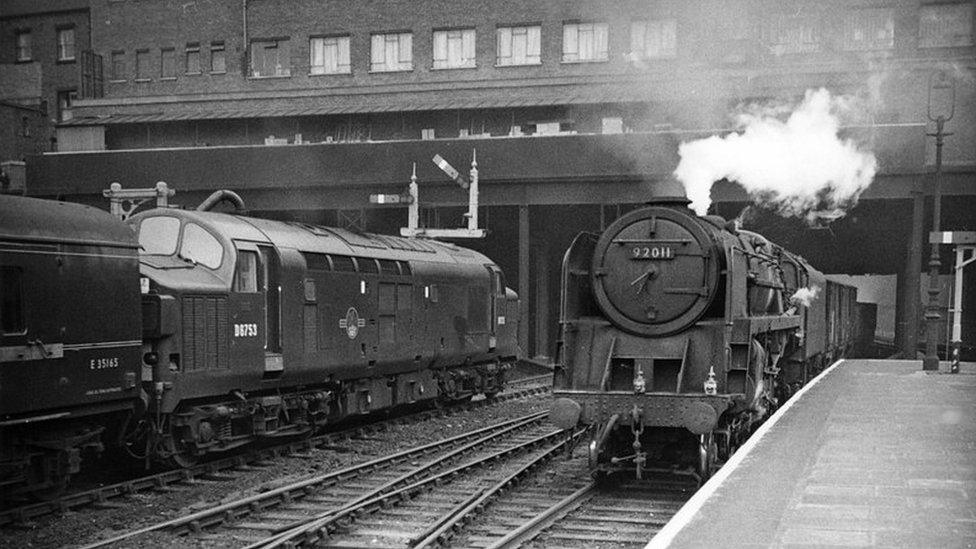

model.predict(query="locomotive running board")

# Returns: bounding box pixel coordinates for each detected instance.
[730,315,802,344]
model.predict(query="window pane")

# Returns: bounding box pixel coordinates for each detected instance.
[234,251,259,292]
[251,39,290,77]
[111,51,126,79]
[181,223,223,269]
[310,37,325,73]
[563,24,578,62]
[186,45,201,73]
[336,36,350,71]
[16,31,32,61]
[210,42,226,72]
[161,48,175,78]
[58,28,75,61]
[497,27,511,61]
[433,31,448,63]
[844,8,893,50]
[526,26,541,58]
[0,267,26,334]
[136,49,150,79]
[138,216,181,255]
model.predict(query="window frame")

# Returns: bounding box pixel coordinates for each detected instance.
[160,47,177,80]
[630,19,678,60]
[135,48,151,81]
[249,37,292,78]
[370,31,414,73]
[110,50,126,82]
[15,29,32,62]
[309,34,352,75]
[185,42,202,75]
[210,41,226,73]
[56,26,76,63]
[842,7,895,51]
[432,27,477,70]
[562,21,610,63]
[495,24,542,67]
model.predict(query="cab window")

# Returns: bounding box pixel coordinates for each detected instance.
[138,216,181,255]
[180,223,223,269]
[234,250,259,292]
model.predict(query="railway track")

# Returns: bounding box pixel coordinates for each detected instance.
[79,410,577,548]
[481,474,695,549]
[0,378,551,529]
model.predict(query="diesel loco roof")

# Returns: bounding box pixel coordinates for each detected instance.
[137,208,491,266]
[0,195,137,248]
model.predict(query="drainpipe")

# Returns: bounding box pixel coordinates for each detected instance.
[242,0,248,75]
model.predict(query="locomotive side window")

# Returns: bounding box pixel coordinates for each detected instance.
[0,267,26,335]
[234,250,259,292]
[138,216,181,255]
[180,223,223,269]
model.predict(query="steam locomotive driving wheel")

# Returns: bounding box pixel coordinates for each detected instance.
[591,207,722,337]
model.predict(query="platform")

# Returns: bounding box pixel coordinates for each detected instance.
[648,359,976,548]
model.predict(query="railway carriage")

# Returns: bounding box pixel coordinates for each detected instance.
[550,199,859,482]
[0,195,143,496]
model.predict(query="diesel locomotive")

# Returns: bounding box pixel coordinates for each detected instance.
[549,199,859,483]
[0,193,519,496]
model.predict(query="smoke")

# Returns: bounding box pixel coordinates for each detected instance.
[790,286,821,307]
[674,88,878,222]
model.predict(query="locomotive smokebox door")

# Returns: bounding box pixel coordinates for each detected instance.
[591,207,721,337]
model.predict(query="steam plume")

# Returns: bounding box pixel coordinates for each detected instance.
[790,286,821,307]
[674,89,877,222]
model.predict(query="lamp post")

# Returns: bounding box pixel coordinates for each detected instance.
[922,70,955,371]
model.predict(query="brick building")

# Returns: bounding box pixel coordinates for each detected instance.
[0,0,97,164]
[11,0,976,359]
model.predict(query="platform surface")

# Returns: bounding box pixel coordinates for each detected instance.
[649,359,976,548]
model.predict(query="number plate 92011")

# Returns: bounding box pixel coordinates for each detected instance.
[631,245,674,260]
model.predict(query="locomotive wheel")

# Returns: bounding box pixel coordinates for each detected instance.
[697,432,718,486]
[160,430,198,469]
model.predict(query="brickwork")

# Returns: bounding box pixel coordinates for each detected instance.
[661,359,976,549]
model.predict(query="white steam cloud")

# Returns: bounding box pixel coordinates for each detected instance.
[790,286,821,308]
[674,88,877,222]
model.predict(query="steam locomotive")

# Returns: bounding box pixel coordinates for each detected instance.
[549,199,860,482]
[0,193,518,496]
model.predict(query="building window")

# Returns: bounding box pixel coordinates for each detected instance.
[1,267,26,335]
[765,13,821,54]
[21,116,30,137]
[562,22,609,63]
[210,41,226,73]
[919,4,973,48]
[110,50,126,80]
[15,30,32,61]
[843,8,894,50]
[160,47,176,79]
[309,35,351,75]
[185,43,201,74]
[57,27,76,61]
[136,49,150,80]
[250,38,290,77]
[496,25,541,66]
[56,89,76,121]
[370,32,412,72]
[630,19,677,59]
[433,28,476,69]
